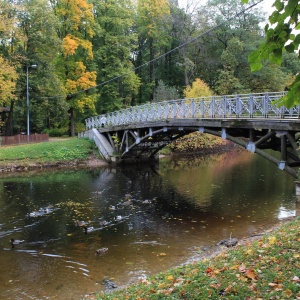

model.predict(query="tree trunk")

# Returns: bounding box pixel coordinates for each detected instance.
[4,101,14,136]
[69,107,75,137]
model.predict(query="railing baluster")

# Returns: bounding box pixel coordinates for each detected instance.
[249,95,253,118]
[84,92,295,130]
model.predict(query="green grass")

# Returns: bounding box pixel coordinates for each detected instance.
[97,218,300,299]
[0,138,95,163]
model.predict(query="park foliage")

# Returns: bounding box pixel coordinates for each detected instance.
[0,0,299,136]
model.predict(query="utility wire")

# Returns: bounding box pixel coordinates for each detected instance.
[38,0,264,100]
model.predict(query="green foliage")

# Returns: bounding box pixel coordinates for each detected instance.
[244,0,300,107]
[42,128,68,137]
[154,80,180,102]
[92,0,141,112]
[1,0,297,136]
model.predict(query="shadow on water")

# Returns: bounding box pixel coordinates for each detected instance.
[0,148,298,299]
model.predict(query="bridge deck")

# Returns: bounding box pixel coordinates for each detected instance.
[80,92,300,178]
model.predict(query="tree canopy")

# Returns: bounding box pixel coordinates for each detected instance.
[0,0,299,136]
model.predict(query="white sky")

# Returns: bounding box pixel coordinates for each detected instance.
[178,0,274,14]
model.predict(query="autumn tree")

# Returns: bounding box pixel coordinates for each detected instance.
[0,56,18,106]
[7,0,67,134]
[0,1,18,108]
[52,0,97,136]
[184,78,213,98]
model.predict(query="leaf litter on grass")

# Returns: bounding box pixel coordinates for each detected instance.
[97,217,300,299]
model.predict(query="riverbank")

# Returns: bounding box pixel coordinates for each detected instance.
[96,216,300,299]
[0,138,107,173]
[0,136,235,174]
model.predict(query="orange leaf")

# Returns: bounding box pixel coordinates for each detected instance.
[245,268,257,280]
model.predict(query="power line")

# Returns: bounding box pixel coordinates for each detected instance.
[38,0,264,100]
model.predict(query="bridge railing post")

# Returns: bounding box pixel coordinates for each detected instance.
[182,100,187,118]
[236,95,241,117]
[249,96,254,118]
[263,94,269,118]
[172,102,177,118]
[191,100,196,118]
[210,97,215,118]
[200,99,205,118]
[223,96,227,118]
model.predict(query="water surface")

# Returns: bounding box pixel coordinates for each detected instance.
[0,148,298,299]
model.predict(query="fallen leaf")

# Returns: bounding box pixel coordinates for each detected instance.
[268,236,276,244]
[282,289,293,298]
[239,263,246,272]
[292,276,300,282]
[158,283,166,289]
[245,268,257,280]
[230,265,240,270]
[157,288,173,296]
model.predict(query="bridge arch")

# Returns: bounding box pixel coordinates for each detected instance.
[80,92,300,179]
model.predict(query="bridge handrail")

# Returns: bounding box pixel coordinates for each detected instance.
[85,91,300,130]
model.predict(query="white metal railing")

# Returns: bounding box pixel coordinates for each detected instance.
[85,92,299,130]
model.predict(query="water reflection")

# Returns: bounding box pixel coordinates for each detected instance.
[0,148,297,299]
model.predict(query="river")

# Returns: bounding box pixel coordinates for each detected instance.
[0,147,298,299]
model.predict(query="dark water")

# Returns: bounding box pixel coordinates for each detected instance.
[0,148,298,299]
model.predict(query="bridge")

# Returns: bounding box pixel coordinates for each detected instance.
[79,91,300,178]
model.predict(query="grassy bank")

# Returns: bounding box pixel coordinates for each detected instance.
[97,217,300,299]
[0,138,98,166]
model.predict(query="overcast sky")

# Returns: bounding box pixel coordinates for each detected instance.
[178,0,274,14]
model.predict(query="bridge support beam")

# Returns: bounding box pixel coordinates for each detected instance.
[80,113,300,179]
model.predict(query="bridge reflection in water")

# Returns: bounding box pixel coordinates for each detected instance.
[79,92,300,178]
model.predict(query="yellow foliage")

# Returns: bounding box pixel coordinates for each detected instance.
[184,78,213,99]
[65,67,96,92]
[268,236,276,245]
[56,0,94,36]
[62,35,93,59]
[0,55,18,105]
[138,0,170,37]
[63,35,79,56]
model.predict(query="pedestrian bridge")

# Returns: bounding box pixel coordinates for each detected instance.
[79,92,300,178]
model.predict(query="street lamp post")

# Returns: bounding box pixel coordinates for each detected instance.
[26,64,37,139]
